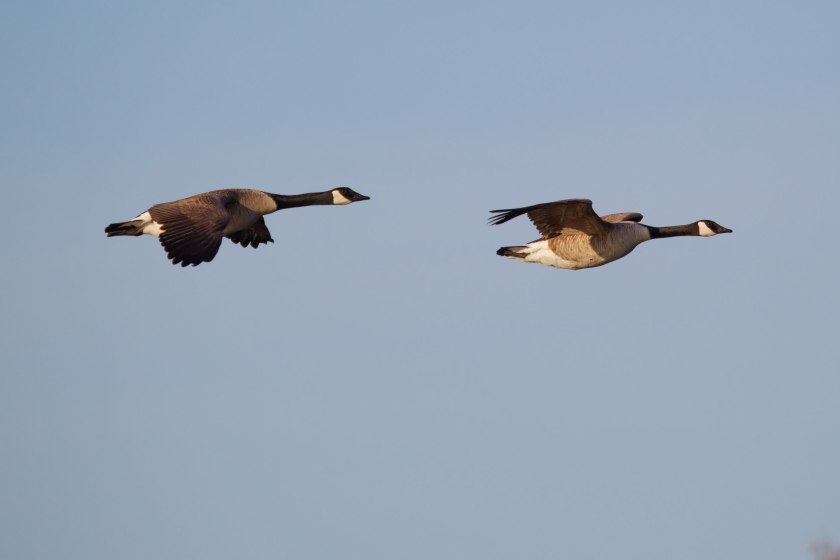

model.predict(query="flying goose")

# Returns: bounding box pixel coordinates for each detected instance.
[489,198,731,270]
[105,187,370,266]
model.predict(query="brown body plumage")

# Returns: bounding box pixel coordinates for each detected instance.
[105,187,370,266]
[490,198,732,269]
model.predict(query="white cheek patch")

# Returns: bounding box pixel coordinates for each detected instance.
[697,221,716,236]
[331,190,352,205]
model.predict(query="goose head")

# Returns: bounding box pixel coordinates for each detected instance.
[697,220,733,236]
[331,187,371,205]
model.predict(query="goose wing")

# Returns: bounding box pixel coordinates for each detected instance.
[600,212,643,223]
[227,217,274,248]
[149,191,235,266]
[489,198,609,237]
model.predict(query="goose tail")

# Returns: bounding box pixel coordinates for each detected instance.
[496,245,529,259]
[105,220,145,237]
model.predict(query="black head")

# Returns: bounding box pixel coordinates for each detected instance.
[331,187,371,205]
[697,220,733,236]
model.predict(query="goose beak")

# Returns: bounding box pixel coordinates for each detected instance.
[344,189,370,202]
[720,225,733,234]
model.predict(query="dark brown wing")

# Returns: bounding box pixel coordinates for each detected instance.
[226,217,274,248]
[489,198,609,237]
[600,212,643,223]
[149,193,234,266]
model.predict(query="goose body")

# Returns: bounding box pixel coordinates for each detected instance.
[105,187,369,266]
[490,198,731,270]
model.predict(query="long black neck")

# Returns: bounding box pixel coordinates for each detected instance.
[646,223,699,239]
[269,190,333,210]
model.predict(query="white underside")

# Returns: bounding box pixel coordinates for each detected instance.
[133,211,164,237]
[517,240,580,269]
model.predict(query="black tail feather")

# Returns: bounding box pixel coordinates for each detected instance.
[496,245,527,258]
[105,220,144,237]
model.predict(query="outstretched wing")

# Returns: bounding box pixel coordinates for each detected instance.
[149,192,234,266]
[489,198,609,238]
[600,212,643,223]
[227,217,274,248]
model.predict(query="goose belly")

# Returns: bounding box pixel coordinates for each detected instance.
[547,238,614,269]
[520,240,584,269]
[525,225,650,269]
[223,206,261,235]
[580,225,651,267]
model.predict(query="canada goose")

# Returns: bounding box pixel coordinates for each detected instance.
[105,187,370,266]
[489,198,731,270]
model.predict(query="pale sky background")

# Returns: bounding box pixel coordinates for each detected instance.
[1,1,838,559]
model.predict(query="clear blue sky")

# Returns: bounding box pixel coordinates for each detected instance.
[2,1,838,559]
